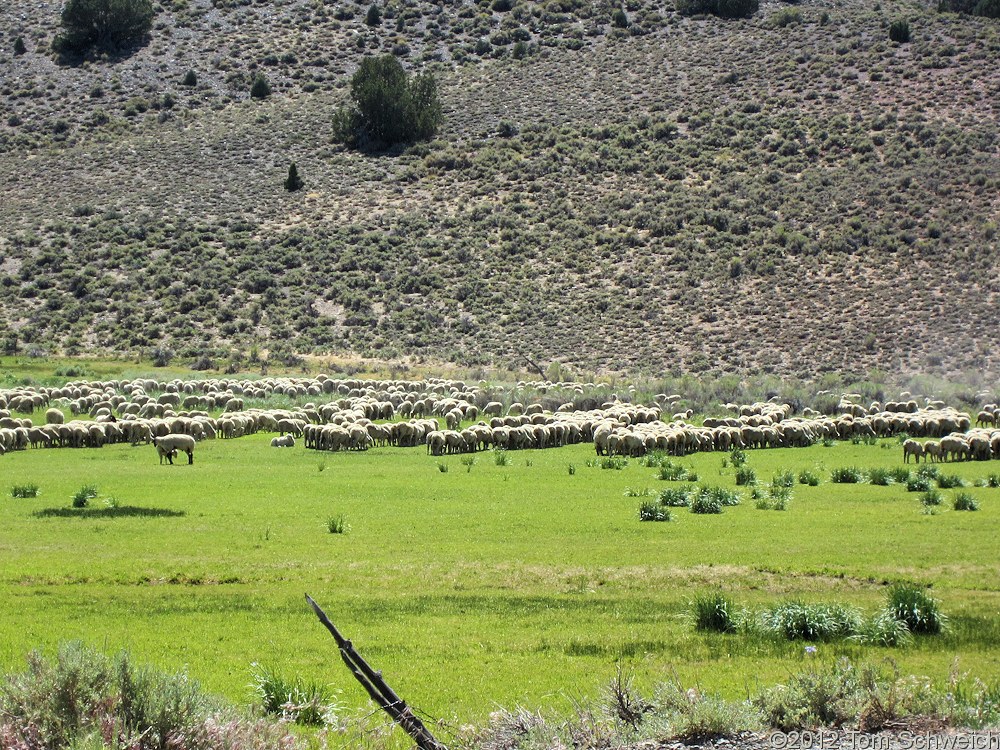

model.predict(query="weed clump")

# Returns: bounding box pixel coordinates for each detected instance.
[691,486,741,514]
[639,501,673,522]
[735,466,757,486]
[10,484,40,498]
[797,470,820,486]
[693,593,738,633]
[937,474,965,489]
[657,462,691,481]
[888,584,947,634]
[866,467,894,486]
[326,514,348,534]
[830,466,864,483]
[760,602,862,641]
[250,663,341,725]
[919,489,943,507]
[953,492,979,511]
[72,484,98,508]
[659,486,695,507]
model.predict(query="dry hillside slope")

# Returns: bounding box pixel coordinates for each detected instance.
[0,0,997,379]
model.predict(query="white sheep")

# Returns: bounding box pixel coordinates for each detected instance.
[152,433,196,464]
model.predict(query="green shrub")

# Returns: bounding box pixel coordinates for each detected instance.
[639,501,672,522]
[755,659,870,730]
[735,466,757,486]
[326,514,348,533]
[596,456,627,470]
[888,584,947,634]
[283,163,304,192]
[181,69,197,86]
[10,484,40,498]
[334,55,442,148]
[13,35,27,55]
[867,467,893,486]
[56,0,154,54]
[758,485,791,511]
[889,18,910,43]
[691,486,740,514]
[72,485,98,508]
[692,593,737,633]
[567,463,575,475]
[760,601,862,641]
[655,679,764,739]
[494,449,510,466]
[770,7,801,25]
[623,487,652,497]
[937,474,965,489]
[830,466,864,483]
[691,492,723,515]
[953,492,979,511]
[772,470,795,488]
[676,0,758,17]
[919,489,943,507]
[917,464,940,480]
[729,448,748,467]
[0,642,286,748]
[906,475,932,492]
[659,486,694,507]
[657,462,690,481]
[365,3,381,25]
[611,7,629,27]
[250,72,272,99]
[797,470,820,486]
[437,462,449,473]
[250,663,340,725]
[853,611,913,647]
[973,0,1000,16]
[889,467,913,483]
[460,455,476,472]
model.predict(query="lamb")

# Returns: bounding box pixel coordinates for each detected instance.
[270,434,295,448]
[152,433,196,464]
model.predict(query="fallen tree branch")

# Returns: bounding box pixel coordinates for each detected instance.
[305,594,446,750]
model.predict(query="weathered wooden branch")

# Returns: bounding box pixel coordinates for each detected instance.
[515,349,546,380]
[305,594,446,750]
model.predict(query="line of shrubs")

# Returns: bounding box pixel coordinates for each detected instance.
[692,584,947,647]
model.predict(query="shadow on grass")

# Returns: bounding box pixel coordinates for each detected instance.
[32,506,185,519]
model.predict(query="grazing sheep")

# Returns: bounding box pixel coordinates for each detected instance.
[902,439,923,464]
[922,440,941,463]
[270,434,295,448]
[153,433,196,465]
[939,435,970,462]
[45,408,64,425]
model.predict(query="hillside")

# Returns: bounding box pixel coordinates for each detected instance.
[0,0,997,380]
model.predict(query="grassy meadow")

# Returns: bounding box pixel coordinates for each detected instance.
[2,432,1000,726]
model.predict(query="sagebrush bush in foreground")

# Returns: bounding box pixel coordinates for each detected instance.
[0,642,300,750]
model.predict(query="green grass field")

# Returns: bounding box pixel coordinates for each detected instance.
[2,435,999,727]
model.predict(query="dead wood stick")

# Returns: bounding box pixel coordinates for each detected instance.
[305,594,446,750]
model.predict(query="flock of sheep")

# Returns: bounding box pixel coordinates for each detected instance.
[2,376,1000,465]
